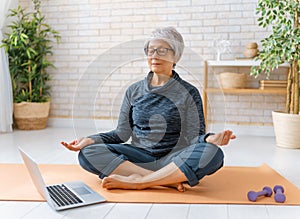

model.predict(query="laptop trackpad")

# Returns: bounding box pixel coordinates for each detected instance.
[73,187,92,195]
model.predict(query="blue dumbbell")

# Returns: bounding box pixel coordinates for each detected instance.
[247,186,273,202]
[273,185,286,203]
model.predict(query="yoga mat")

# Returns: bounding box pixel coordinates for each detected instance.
[1,163,300,205]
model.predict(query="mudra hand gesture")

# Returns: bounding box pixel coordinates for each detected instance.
[61,137,94,151]
[206,130,236,146]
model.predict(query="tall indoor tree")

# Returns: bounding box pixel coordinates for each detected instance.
[251,0,299,114]
[251,0,300,148]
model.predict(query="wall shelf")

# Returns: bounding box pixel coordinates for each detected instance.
[203,60,289,125]
[206,88,286,94]
[206,60,290,67]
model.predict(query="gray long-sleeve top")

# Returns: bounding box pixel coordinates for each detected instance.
[89,71,209,157]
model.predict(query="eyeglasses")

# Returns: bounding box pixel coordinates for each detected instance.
[144,47,173,56]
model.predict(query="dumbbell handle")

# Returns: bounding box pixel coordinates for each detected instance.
[258,190,269,196]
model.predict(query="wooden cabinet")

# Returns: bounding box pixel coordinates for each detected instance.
[202,60,289,124]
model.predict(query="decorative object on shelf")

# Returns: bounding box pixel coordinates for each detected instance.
[243,42,259,58]
[218,72,247,89]
[259,80,287,89]
[1,0,60,130]
[250,0,300,149]
[215,39,231,61]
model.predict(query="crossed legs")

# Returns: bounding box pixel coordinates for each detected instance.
[78,142,224,191]
[102,161,187,191]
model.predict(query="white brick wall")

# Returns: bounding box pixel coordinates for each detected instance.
[18,0,286,127]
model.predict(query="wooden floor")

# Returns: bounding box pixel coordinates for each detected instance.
[1,127,300,219]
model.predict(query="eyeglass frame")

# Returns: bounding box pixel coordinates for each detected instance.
[144,47,174,56]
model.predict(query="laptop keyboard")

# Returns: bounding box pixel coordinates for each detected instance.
[47,184,83,207]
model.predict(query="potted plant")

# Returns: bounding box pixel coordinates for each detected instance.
[1,0,60,130]
[251,0,300,148]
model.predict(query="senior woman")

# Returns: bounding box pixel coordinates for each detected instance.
[61,27,236,191]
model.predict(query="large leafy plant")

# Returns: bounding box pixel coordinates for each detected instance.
[1,0,60,103]
[251,0,300,114]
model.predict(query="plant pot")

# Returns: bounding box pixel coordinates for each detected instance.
[218,72,247,89]
[13,102,50,130]
[272,111,300,149]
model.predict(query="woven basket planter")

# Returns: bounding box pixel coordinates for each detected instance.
[272,111,300,149]
[13,102,50,130]
[218,72,247,89]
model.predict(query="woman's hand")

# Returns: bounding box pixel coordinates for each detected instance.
[206,130,236,146]
[61,137,94,151]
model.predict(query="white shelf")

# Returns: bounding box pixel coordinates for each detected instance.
[206,60,290,67]
[202,60,290,127]
[206,88,286,94]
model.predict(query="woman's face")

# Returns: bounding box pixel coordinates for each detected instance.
[146,39,175,75]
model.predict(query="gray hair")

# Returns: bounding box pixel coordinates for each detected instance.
[144,27,185,64]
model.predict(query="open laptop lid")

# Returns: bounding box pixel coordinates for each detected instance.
[19,147,106,211]
[19,148,55,208]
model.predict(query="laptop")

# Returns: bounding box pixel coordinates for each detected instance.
[19,147,106,211]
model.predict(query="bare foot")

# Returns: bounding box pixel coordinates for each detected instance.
[102,174,186,191]
[102,174,145,190]
[163,183,186,192]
